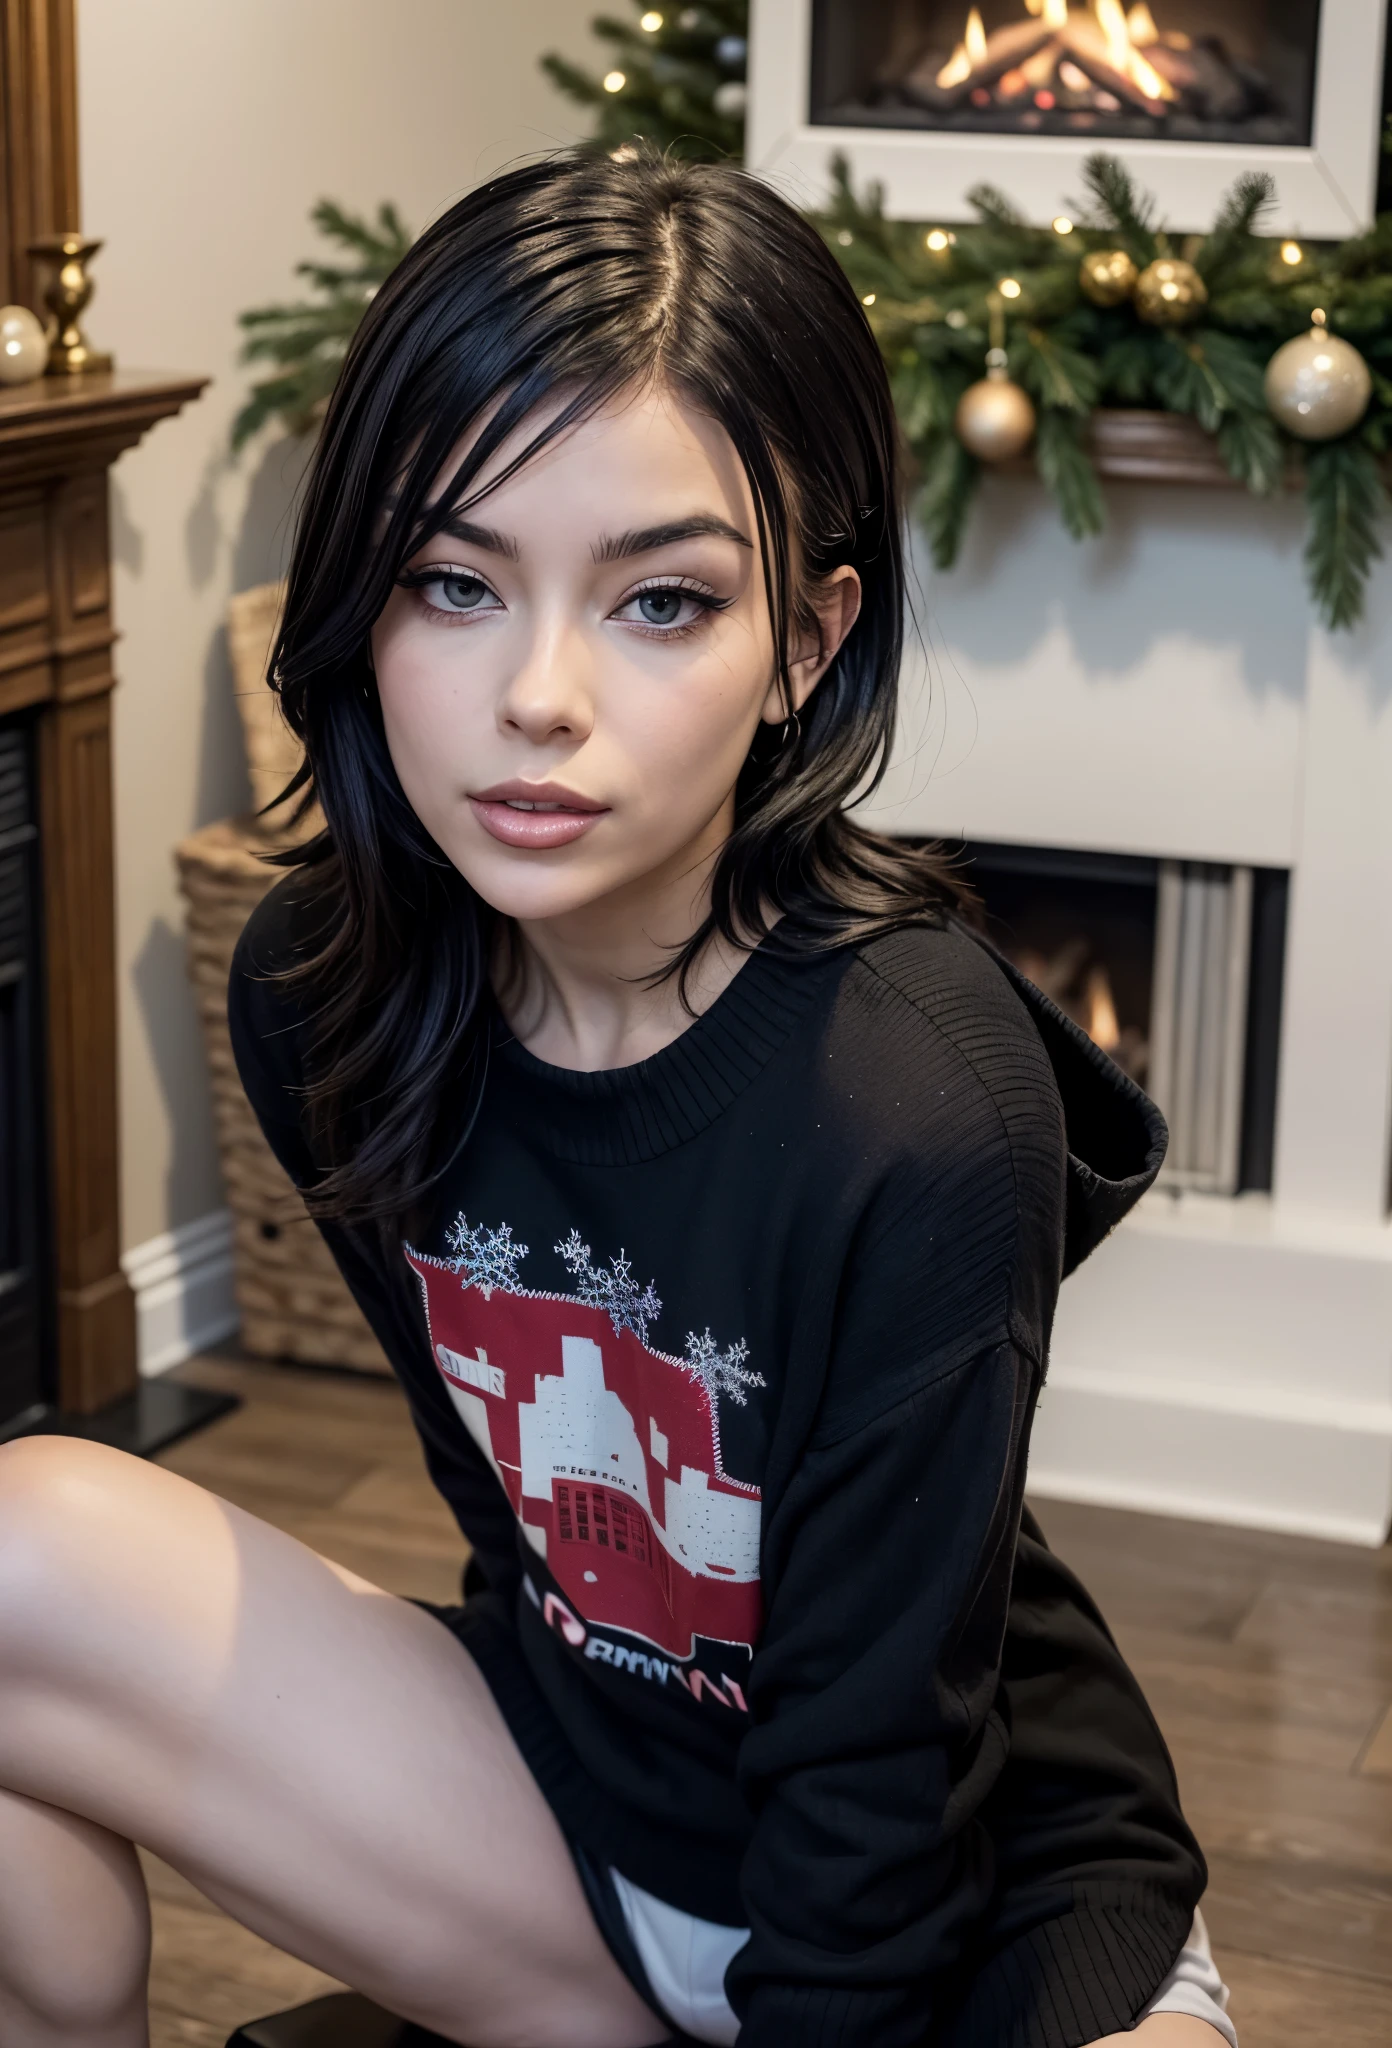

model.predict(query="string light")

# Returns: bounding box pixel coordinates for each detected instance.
[1281,239,1304,266]
[862,293,877,306]
[1052,216,1074,235]
[926,229,951,252]
[837,230,854,246]
[603,70,626,92]
[998,277,1023,299]
[640,9,664,27]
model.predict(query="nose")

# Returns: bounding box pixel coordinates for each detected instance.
[496,615,595,749]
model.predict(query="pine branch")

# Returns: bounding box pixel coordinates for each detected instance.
[917,435,980,570]
[1034,410,1105,540]
[539,52,608,108]
[1303,439,1387,631]
[231,199,412,450]
[1198,172,1276,290]
[1217,411,1285,496]
[1015,328,1101,414]
[1078,153,1157,261]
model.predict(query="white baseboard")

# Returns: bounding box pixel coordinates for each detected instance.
[1028,1368,1392,1547]
[1030,1200,1392,1548]
[121,1210,238,1377]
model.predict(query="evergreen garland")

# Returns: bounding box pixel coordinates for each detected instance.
[231,200,412,450]
[816,153,1392,629]
[540,1,748,161]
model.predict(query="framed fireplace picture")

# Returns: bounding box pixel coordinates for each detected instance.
[748,0,1389,234]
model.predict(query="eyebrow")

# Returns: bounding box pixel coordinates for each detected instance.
[418,510,752,565]
[594,517,754,562]
[429,512,521,561]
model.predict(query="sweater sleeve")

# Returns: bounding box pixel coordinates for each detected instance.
[226,891,521,1596]
[726,961,1068,2046]
[727,1330,1039,2046]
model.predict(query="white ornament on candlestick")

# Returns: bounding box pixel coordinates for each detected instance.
[0,305,49,385]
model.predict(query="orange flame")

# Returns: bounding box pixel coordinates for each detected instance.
[1085,966,1121,1053]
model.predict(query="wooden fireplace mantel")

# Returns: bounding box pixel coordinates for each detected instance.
[0,368,207,1413]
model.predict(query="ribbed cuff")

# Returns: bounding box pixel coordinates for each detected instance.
[941,1879,1198,2048]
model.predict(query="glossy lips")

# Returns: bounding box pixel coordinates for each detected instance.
[469,782,608,850]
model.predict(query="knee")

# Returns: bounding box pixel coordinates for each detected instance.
[0,1437,143,1659]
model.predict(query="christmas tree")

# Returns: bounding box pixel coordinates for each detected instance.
[541,3,748,161]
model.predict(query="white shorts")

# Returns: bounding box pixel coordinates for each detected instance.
[609,1872,1237,2048]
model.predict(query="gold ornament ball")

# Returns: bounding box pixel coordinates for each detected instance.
[1079,248,1138,308]
[1134,257,1208,326]
[1263,325,1371,441]
[955,370,1036,462]
[0,304,48,385]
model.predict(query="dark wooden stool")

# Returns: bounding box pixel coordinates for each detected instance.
[226,1989,690,2046]
[226,1991,452,2047]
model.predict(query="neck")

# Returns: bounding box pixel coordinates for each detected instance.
[498,806,752,1071]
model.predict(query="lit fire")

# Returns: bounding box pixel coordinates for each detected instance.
[1085,965,1121,1053]
[935,0,1187,110]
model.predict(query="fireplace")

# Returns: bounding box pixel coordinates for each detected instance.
[0,0,231,1454]
[749,0,1387,234]
[811,0,1322,147]
[958,841,1288,1195]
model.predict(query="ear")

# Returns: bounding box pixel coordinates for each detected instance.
[760,565,862,726]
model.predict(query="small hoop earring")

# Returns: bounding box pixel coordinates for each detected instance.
[780,709,801,751]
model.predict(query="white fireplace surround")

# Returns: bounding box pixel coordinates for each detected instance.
[857,477,1392,1548]
[749,0,1389,235]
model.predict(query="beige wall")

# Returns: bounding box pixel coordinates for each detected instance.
[76,0,592,1252]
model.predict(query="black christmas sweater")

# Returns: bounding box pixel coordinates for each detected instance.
[229,883,1204,2048]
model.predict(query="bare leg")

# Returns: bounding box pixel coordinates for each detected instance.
[0,1435,667,2048]
[0,1791,149,2046]
[1087,2023,1230,2045]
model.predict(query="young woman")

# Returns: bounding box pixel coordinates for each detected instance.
[0,154,1236,2048]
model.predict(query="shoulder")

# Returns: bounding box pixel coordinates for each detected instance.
[804,923,1067,1404]
[825,920,1065,1188]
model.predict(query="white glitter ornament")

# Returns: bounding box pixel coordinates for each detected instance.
[1264,311,1371,442]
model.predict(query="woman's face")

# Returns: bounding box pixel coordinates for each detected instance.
[370,386,857,930]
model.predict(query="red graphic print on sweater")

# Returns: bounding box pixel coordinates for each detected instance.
[404,1223,763,1664]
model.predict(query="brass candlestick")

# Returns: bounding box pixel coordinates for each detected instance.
[27,234,113,375]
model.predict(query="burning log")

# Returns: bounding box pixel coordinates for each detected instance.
[889,0,1260,129]
[903,14,1059,112]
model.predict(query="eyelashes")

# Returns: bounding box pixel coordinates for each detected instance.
[396,565,733,641]
[614,576,733,639]
[397,567,502,618]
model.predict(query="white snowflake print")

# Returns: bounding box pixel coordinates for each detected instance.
[445,1216,530,1299]
[554,1230,663,1345]
[683,1328,766,1408]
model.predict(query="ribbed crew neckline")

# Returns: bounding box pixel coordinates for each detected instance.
[491,933,846,1166]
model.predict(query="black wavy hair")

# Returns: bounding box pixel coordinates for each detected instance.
[267,147,966,1226]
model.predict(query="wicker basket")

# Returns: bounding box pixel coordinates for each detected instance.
[176,581,389,1375]
[177,818,388,1373]
[226,580,303,818]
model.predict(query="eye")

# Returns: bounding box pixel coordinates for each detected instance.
[401,567,503,616]
[635,588,683,626]
[612,582,724,635]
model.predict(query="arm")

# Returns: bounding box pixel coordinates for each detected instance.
[728,1332,1039,2046]
[943,1507,1208,2046]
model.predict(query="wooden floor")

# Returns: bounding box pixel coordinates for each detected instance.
[140,1351,1392,2048]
